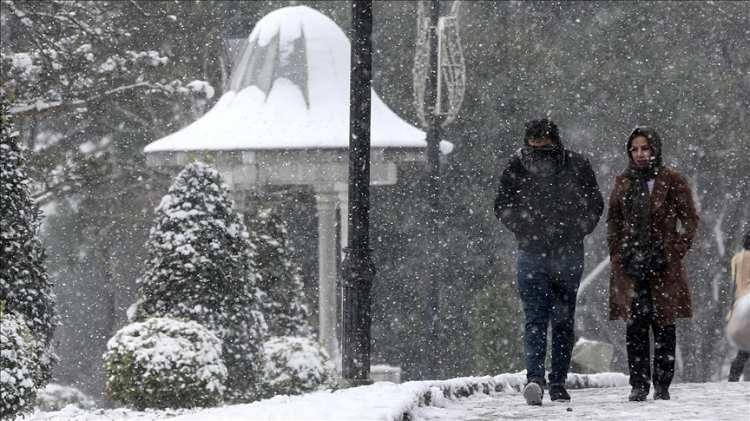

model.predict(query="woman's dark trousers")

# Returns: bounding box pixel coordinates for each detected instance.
[626,284,676,390]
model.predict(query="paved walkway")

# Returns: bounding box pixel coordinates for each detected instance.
[411,382,750,420]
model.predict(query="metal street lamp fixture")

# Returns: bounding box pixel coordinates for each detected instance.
[412,0,466,379]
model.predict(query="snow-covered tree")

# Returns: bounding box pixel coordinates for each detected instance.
[0,93,56,381]
[1,1,324,396]
[132,161,267,402]
[1,0,210,397]
[246,205,329,397]
[249,207,312,338]
[261,336,334,398]
[103,317,227,410]
[0,311,42,418]
[1,0,217,203]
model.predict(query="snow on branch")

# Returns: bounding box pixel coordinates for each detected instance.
[8,82,176,118]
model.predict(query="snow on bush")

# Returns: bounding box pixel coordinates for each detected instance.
[185,80,215,99]
[103,317,227,410]
[249,207,312,338]
[0,93,57,387]
[132,161,267,402]
[35,383,96,411]
[262,336,335,398]
[1,312,43,419]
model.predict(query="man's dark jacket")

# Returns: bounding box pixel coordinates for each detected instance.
[494,149,604,254]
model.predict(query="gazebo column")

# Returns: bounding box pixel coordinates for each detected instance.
[315,189,341,372]
[227,187,249,213]
[337,188,349,260]
[335,187,348,374]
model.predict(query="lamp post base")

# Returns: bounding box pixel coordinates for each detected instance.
[337,377,374,389]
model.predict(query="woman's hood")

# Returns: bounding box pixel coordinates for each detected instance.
[627,126,663,168]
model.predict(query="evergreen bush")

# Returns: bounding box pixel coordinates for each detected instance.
[103,317,226,410]
[249,207,311,338]
[0,93,57,383]
[1,311,43,418]
[261,336,335,398]
[131,161,267,402]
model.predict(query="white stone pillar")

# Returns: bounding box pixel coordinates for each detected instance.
[315,190,340,373]
[227,188,248,213]
[335,188,348,376]
[337,189,349,260]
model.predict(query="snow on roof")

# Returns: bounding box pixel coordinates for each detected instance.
[145,6,452,154]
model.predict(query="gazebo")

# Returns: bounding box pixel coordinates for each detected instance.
[144,5,452,370]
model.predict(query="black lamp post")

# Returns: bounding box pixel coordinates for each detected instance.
[341,0,375,386]
[422,0,442,380]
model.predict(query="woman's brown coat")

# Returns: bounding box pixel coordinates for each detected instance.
[607,167,699,326]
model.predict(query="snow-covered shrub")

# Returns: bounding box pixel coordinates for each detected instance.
[35,383,96,412]
[0,93,57,386]
[103,317,227,410]
[131,161,267,402]
[248,207,311,338]
[262,336,335,398]
[1,312,43,419]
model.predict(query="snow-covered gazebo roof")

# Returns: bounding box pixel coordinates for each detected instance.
[144,5,451,153]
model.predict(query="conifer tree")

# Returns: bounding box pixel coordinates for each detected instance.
[0,92,56,378]
[133,161,267,402]
[249,207,312,338]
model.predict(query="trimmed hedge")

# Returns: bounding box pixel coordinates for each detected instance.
[262,336,335,398]
[103,317,227,410]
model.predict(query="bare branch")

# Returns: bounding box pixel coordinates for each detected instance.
[65,13,109,48]
[10,82,174,118]
[127,0,152,18]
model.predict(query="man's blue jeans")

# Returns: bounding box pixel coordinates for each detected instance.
[516,249,584,385]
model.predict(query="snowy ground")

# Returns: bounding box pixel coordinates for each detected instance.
[17,374,749,421]
[412,382,750,421]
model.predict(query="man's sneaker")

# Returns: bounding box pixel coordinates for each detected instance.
[549,384,570,402]
[628,386,649,402]
[653,385,670,400]
[523,381,544,406]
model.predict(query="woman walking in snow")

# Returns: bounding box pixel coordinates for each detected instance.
[606,126,699,401]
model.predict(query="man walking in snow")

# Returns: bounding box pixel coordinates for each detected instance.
[494,118,604,405]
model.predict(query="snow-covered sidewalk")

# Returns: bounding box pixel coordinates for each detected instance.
[18,373,749,421]
[16,373,619,421]
[412,381,750,421]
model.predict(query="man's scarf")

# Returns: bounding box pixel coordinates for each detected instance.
[519,144,565,177]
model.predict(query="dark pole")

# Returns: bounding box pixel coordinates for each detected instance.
[342,0,375,386]
[421,0,442,379]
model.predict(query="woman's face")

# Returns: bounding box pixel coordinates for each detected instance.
[629,136,652,168]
